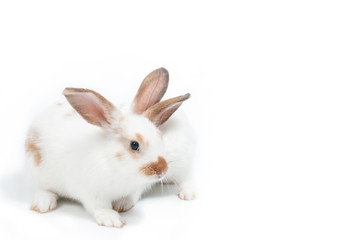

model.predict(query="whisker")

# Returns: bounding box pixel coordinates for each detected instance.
[165,175,180,188]
[163,175,172,192]
[160,179,164,195]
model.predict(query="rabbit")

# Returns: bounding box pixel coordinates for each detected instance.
[25,68,196,228]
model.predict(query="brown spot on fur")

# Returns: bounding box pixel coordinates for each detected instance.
[26,132,42,166]
[141,156,168,176]
[115,152,123,159]
[64,109,77,118]
[57,103,63,107]
[136,133,144,146]
[128,149,138,159]
[157,130,163,138]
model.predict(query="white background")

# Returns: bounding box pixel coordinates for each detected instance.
[0,0,361,239]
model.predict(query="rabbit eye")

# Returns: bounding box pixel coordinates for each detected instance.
[130,141,140,151]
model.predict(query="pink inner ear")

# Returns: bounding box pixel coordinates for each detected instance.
[63,88,117,128]
[145,93,190,126]
[137,83,163,113]
[68,93,108,126]
[157,103,182,125]
[83,95,108,123]
[133,68,169,114]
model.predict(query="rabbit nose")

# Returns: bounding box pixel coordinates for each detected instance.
[153,156,168,175]
[157,173,166,179]
[141,156,168,176]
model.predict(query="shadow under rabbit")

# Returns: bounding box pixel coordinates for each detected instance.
[142,182,178,199]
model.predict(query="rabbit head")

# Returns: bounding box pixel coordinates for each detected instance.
[63,68,190,183]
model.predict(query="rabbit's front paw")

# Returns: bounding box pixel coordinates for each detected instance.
[94,209,125,228]
[30,190,58,213]
[178,186,197,200]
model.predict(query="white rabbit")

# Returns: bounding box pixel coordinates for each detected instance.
[25,68,196,228]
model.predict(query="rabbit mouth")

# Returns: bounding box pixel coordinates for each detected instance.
[157,172,166,179]
[140,156,168,178]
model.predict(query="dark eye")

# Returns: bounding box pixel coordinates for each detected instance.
[130,141,140,151]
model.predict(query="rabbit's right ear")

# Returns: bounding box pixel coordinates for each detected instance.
[132,68,169,114]
[63,88,118,129]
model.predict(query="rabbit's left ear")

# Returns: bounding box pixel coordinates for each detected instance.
[63,88,118,129]
[145,93,191,126]
[132,68,169,114]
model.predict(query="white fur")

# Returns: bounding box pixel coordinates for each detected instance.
[159,111,197,199]
[26,95,195,227]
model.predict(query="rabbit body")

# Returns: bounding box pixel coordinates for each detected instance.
[26,68,196,228]
[27,104,146,202]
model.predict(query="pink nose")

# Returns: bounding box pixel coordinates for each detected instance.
[157,173,165,179]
